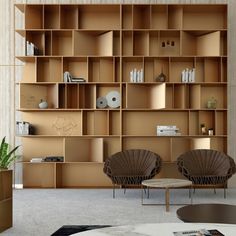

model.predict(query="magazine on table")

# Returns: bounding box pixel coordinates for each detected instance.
[173,228,224,236]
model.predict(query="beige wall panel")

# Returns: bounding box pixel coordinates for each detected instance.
[56,163,111,187]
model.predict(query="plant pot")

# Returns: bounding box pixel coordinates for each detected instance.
[0,169,12,232]
[0,167,8,171]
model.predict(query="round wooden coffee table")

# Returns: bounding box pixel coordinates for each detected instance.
[141,178,193,212]
[177,204,236,224]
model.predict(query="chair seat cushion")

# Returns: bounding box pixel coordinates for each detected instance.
[190,175,228,185]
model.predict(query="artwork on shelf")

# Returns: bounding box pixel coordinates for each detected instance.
[96,91,121,109]
[161,40,175,48]
[52,116,77,135]
[200,124,207,135]
[106,91,120,108]
[38,99,48,109]
[96,97,108,109]
[207,97,217,109]
[208,128,214,136]
[155,69,166,82]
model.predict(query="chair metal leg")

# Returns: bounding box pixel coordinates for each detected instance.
[190,186,193,204]
[147,187,150,199]
[214,188,216,194]
[193,188,195,194]
[224,183,227,199]
[143,187,146,195]
[113,184,115,199]
[124,186,126,194]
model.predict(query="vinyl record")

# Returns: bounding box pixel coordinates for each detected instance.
[96,97,108,109]
[106,91,120,108]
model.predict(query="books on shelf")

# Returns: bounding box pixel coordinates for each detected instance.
[157,125,181,136]
[63,71,86,83]
[30,156,64,163]
[30,157,44,163]
[181,68,195,83]
[130,68,144,83]
[71,78,86,83]
[26,41,39,56]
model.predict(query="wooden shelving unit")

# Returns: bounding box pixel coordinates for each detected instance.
[15,4,227,188]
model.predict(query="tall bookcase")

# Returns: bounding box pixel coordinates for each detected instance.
[15,4,227,188]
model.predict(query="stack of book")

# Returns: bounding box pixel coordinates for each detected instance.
[71,77,86,83]
[30,157,44,163]
[130,68,144,83]
[181,68,195,83]
[26,41,40,56]
[157,125,181,136]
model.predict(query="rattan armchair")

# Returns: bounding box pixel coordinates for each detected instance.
[103,149,162,198]
[177,149,236,198]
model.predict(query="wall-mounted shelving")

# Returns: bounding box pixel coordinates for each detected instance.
[15,3,227,188]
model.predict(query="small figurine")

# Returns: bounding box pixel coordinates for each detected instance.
[155,68,166,82]
[207,97,217,109]
[39,99,48,109]
[201,124,207,135]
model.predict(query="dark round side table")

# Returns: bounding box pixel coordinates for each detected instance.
[177,204,236,224]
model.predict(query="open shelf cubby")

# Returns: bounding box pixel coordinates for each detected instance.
[16,3,228,188]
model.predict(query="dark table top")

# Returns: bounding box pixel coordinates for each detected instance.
[177,204,236,224]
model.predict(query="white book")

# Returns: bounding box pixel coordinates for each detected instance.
[157,132,181,136]
[30,42,34,56]
[157,125,177,130]
[181,69,185,83]
[26,41,29,56]
[130,70,134,82]
[133,68,137,83]
[137,70,141,83]
[140,69,144,82]
[188,68,192,82]
[185,68,189,82]
[189,68,195,82]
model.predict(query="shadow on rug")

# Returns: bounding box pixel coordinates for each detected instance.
[51,225,111,236]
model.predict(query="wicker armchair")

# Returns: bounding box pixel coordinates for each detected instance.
[104,149,162,198]
[177,149,236,198]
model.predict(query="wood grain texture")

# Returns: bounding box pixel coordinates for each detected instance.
[1,0,236,185]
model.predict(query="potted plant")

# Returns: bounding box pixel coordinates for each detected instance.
[0,137,20,170]
[0,137,19,232]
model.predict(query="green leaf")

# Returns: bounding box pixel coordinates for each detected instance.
[0,137,20,169]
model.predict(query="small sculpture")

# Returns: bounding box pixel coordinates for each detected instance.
[155,68,166,82]
[207,97,217,109]
[38,99,48,109]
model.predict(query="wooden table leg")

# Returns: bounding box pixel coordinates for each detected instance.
[165,188,169,212]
